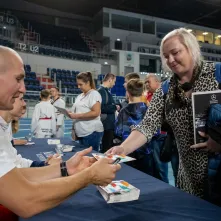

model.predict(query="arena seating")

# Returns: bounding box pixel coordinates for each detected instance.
[23,65,44,100]
[19,20,92,62]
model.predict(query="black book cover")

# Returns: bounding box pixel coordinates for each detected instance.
[192,90,221,144]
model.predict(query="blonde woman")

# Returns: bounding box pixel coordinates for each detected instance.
[108,28,221,203]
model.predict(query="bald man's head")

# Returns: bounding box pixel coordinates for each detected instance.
[0,46,23,74]
[145,74,161,93]
[0,46,26,110]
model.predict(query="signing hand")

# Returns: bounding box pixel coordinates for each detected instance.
[66,146,96,175]
[190,131,221,153]
[88,158,121,186]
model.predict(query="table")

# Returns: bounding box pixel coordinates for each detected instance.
[18,138,221,221]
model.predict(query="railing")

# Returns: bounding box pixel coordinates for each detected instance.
[23,91,126,118]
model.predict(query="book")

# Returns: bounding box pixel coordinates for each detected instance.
[192,90,221,144]
[97,180,140,203]
[92,153,136,163]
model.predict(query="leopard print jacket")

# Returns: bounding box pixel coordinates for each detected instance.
[132,62,218,198]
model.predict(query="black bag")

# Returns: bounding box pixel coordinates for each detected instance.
[160,133,173,162]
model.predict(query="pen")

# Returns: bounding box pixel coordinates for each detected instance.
[113,157,121,164]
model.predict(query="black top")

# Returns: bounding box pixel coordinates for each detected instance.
[98,86,116,130]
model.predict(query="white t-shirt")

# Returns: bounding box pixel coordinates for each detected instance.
[72,90,103,137]
[0,136,16,177]
[0,117,33,169]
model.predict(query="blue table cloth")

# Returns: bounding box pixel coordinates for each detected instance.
[18,138,221,221]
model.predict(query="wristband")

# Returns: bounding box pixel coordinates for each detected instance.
[60,161,69,177]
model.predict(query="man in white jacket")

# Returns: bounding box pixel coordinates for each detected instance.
[0,46,121,218]
[31,89,56,138]
[50,86,65,138]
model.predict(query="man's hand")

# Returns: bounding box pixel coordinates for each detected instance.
[46,154,62,165]
[190,131,221,153]
[88,158,121,186]
[66,147,96,175]
[105,145,125,155]
[13,139,28,146]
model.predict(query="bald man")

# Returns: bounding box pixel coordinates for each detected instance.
[0,46,121,218]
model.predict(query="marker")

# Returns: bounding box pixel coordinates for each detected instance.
[113,157,121,164]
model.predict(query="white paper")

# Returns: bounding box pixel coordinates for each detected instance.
[47,139,60,145]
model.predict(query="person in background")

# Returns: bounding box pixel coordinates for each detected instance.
[145,74,161,102]
[0,46,121,219]
[121,72,149,109]
[115,79,154,175]
[144,74,169,183]
[50,86,65,138]
[31,89,56,138]
[11,102,27,146]
[98,73,118,153]
[68,72,103,151]
[0,93,61,167]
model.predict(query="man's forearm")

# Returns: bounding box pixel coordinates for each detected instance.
[27,168,92,217]
[20,163,61,182]
[0,167,92,218]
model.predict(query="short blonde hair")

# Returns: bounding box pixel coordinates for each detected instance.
[160,28,202,72]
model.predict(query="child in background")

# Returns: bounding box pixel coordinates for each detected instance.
[115,79,154,175]
[31,90,56,138]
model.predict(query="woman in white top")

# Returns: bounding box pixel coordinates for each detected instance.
[31,89,56,138]
[68,72,104,151]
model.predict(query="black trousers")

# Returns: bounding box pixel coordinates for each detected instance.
[100,129,114,153]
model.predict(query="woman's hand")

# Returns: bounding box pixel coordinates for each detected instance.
[190,132,221,153]
[68,112,80,119]
[105,145,125,155]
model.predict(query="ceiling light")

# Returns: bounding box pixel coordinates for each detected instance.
[217,35,221,38]
[187,29,192,32]
[104,62,108,65]
[203,32,208,35]
[117,38,121,41]
[3,26,6,29]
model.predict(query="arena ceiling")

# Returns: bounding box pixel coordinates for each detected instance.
[24,0,221,29]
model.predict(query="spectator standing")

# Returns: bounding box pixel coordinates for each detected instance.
[69,72,103,151]
[115,79,154,175]
[50,86,65,138]
[98,73,117,153]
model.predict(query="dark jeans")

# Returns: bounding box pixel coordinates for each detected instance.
[79,131,103,152]
[151,134,169,183]
[100,129,114,153]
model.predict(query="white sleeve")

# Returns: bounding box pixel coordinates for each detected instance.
[15,154,33,168]
[31,104,40,133]
[0,137,15,177]
[51,106,57,135]
[88,91,102,108]
[56,100,65,126]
